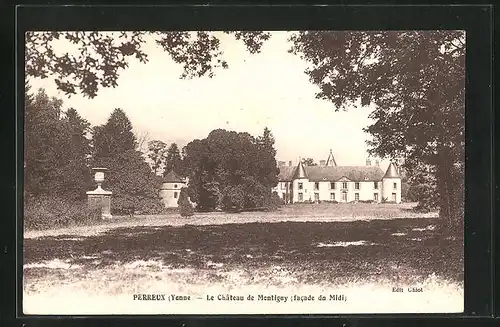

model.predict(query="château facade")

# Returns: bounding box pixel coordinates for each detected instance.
[272,150,402,204]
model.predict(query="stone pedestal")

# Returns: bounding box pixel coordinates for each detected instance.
[87,186,113,219]
[87,167,113,219]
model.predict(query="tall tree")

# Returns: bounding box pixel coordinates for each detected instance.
[92,108,136,159]
[24,88,61,198]
[58,108,93,199]
[164,143,183,175]
[24,88,92,201]
[147,140,168,175]
[256,127,279,188]
[289,31,465,228]
[92,109,163,214]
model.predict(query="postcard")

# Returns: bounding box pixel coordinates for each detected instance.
[22,30,464,315]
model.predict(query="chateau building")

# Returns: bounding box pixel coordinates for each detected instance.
[272,150,401,204]
[159,170,187,208]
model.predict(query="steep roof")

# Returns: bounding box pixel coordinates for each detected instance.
[163,170,185,183]
[325,149,337,166]
[292,160,308,179]
[383,162,400,178]
[278,165,385,182]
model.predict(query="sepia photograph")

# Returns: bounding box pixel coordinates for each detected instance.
[22,30,465,315]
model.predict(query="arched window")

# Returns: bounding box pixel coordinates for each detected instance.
[174,184,178,188]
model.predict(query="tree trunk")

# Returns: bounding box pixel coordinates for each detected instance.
[435,147,464,234]
[436,164,452,224]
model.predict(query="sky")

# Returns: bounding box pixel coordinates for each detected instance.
[27,31,389,170]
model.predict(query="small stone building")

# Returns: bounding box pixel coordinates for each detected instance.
[159,170,187,208]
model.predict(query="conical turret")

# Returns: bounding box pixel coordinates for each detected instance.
[383,162,400,178]
[292,160,308,179]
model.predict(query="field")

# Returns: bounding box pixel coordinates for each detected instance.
[23,203,464,314]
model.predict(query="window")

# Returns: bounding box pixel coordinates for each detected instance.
[281,182,286,190]
[392,193,397,201]
[174,192,178,199]
[330,182,336,189]
[374,182,378,189]
[355,193,359,201]
[342,182,348,189]
[330,193,335,200]
[314,193,319,201]
[174,184,178,188]
[342,192,347,202]
[298,182,303,190]
[355,182,360,190]
[298,193,303,201]
[374,193,379,201]
[314,182,319,190]
[393,182,397,189]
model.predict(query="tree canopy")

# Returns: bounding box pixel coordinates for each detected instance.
[92,108,164,214]
[26,31,271,98]
[24,87,92,201]
[147,140,168,175]
[164,143,183,176]
[182,128,279,212]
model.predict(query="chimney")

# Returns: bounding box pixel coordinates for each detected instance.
[366,158,371,166]
[288,160,292,167]
[319,160,326,166]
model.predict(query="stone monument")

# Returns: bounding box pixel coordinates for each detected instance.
[86,167,113,219]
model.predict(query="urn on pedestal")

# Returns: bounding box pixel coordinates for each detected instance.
[86,167,113,219]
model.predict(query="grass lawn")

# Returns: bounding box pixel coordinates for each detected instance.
[23,203,463,314]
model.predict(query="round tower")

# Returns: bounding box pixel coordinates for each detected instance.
[381,162,401,203]
[291,160,310,203]
[159,170,187,208]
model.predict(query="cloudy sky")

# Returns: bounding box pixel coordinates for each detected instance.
[28,31,388,169]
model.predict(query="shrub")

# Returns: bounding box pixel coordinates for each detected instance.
[178,187,194,217]
[406,183,439,210]
[24,196,101,230]
[112,194,165,215]
[359,199,375,204]
[265,192,283,211]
